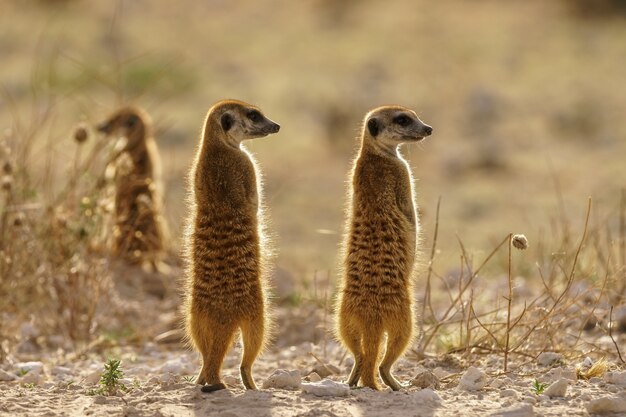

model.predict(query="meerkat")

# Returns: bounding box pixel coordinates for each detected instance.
[184,99,280,393]
[97,106,167,270]
[336,105,433,391]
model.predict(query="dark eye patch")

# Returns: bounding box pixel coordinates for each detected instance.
[393,114,412,127]
[125,115,139,128]
[247,110,262,122]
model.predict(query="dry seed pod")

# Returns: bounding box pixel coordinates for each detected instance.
[512,234,528,250]
[73,123,89,144]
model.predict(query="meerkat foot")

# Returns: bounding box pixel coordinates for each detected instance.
[201,383,227,393]
[240,367,258,390]
[379,368,403,391]
[347,359,362,387]
[195,374,207,385]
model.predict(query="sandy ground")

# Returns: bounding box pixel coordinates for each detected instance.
[1,338,625,417]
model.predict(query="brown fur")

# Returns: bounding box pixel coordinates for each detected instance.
[183,99,280,391]
[97,106,167,270]
[335,105,433,390]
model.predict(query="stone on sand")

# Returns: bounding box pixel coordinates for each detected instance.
[458,366,488,391]
[301,379,350,397]
[411,369,440,389]
[585,396,626,414]
[543,378,568,398]
[0,369,17,381]
[262,369,301,390]
[490,403,534,417]
[604,371,626,387]
[537,352,562,367]
[15,361,44,376]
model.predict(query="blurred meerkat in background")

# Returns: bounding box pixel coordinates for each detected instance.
[97,106,168,272]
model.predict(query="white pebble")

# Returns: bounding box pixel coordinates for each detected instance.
[500,389,517,398]
[15,361,44,376]
[0,369,17,381]
[543,378,568,398]
[490,403,534,417]
[585,396,626,414]
[604,371,626,387]
[413,388,441,403]
[84,370,101,385]
[458,367,488,391]
[301,379,350,397]
[262,369,301,390]
[537,352,563,367]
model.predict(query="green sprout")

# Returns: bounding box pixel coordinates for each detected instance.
[531,379,548,395]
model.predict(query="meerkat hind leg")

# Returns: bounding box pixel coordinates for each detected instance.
[379,320,412,391]
[199,321,236,392]
[359,325,383,390]
[339,321,363,387]
[240,315,264,390]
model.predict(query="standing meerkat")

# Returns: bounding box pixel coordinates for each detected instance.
[336,105,433,391]
[97,106,167,270]
[184,99,280,393]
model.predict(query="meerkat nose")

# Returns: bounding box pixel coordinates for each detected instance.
[269,122,280,133]
[423,125,433,136]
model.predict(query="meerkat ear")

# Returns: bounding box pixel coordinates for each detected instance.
[367,118,379,137]
[221,113,234,132]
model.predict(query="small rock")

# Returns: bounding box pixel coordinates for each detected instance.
[308,372,321,382]
[500,389,517,398]
[490,403,534,417]
[538,394,550,403]
[432,367,451,379]
[20,372,41,385]
[262,369,301,390]
[458,367,488,391]
[15,361,44,376]
[543,379,568,398]
[413,388,441,403]
[301,379,350,397]
[543,367,576,382]
[585,396,626,414]
[589,377,604,385]
[411,369,440,389]
[85,370,101,385]
[537,352,562,367]
[0,369,17,381]
[522,396,537,405]
[579,357,593,372]
[604,371,626,387]
[51,366,72,376]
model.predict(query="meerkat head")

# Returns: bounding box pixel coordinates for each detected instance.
[363,105,432,152]
[97,106,151,151]
[206,99,280,148]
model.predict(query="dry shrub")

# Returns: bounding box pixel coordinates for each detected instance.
[0,98,115,349]
[416,196,626,368]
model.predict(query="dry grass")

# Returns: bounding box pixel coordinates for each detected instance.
[0,0,625,377]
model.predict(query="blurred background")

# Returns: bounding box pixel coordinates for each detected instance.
[1,1,625,324]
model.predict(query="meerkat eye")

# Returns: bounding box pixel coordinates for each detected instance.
[125,115,139,128]
[393,115,412,127]
[247,110,262,122]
